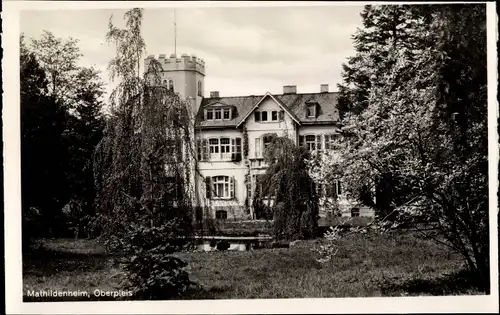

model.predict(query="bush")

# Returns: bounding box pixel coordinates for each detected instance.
[120,223,195,300]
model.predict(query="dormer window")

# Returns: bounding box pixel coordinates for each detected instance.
[205,106,232,121]
[223,108,231,120]
[306,103,316,118]
[215,108,222,120]
[206,110,213,120]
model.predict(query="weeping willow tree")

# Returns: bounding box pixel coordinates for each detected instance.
[91,8,197,299]
[256,136,319,241]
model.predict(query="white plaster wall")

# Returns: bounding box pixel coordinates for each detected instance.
[245,97,297,158]
[196,128,249,219]
[160,70,204,115]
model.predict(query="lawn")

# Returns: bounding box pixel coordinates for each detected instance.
[23,230,484,301]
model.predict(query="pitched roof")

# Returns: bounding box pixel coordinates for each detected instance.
[236,92,301,128]
[196,92,340,129]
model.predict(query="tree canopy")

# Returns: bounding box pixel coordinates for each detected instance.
[311,4,489,289]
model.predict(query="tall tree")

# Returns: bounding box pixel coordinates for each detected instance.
[29,30,83,106]
[21,36,69,241]
[337,5,427,117]
[311,4,489,289]
[25,31,107,236]
[92,8,195,299]
[62,66,106,236]
[336,5,433,217]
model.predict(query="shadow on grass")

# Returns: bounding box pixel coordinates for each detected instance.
[23,243,110,276]
[380,269,489,296]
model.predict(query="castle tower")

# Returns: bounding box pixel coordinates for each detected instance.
[144,53,205,115]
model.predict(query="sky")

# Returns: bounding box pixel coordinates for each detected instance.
[20,5,364,99]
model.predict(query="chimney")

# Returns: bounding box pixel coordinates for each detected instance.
[210,91,220,98]
[283,85,297,94]
[320,84,329,93]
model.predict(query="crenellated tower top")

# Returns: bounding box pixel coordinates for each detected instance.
[144,53,205,76]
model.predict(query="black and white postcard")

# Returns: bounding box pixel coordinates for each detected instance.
[3,1,499,313]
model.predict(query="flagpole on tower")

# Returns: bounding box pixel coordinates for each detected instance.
[174,8,177,56]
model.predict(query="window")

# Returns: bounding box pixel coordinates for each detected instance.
[299,135,322,152]
[208,176,235,199]
[223,108,231,120]
[261,111,268,122]
[307,104,316,117]
[325,134,340,150]
[220,138,231,159]
[163,80,167,86]
[206,109,214,120]
[231,138,242,160]
[216,210,228,220]
[209,139,219,160]
[255,110,281,123]
[215,108,222,120]
[263,134,275,151]
[197,80,203,96]
[168,79,174,91]
[206,107,232,121]
[213,176,229,198]
[255,138,261,157]
[305,135,316,151]
[351,208,360,217]
[206,137,242,161]
[271,111,278,121]
[198,139,209,161]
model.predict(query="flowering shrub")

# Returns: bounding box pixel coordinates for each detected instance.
[312,223,366,263]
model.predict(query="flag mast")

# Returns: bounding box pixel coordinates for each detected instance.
[174,8,177,56]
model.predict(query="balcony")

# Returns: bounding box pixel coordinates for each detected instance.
[208,152,242,162]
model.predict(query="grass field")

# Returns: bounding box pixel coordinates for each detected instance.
[23,230,484,301]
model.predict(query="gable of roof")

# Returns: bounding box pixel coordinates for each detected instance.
[236,92,300,128]
[196,91,339,129]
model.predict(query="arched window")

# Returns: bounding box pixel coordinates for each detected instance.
[351,208,360,217]
[197,80,203,96]
[163,79,167,86]
[168,79,174,91]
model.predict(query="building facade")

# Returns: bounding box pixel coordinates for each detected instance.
[145,53,375,221]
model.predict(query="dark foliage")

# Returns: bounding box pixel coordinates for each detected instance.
[256,136,319,241]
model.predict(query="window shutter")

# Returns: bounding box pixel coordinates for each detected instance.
[202,139,209,161]
[279,110,285,121]
[316,135,322,151]
[230,177,235,199]
[197,139,202,161]
[205,177,212,199]
[176,138,182,159]
[299,135,304,147]
[236,138,242,159]
[325,135,330,150]
[254,111,261,122]
[176,176,183,200]
[337,180,342,195]
[231,138,236,159]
